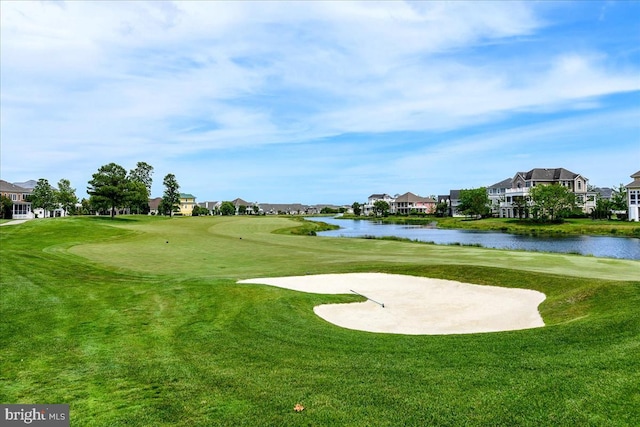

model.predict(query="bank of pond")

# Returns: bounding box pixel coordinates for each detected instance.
[307,217,640,260]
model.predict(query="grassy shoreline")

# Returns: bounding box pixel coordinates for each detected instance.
[2,215,639,425]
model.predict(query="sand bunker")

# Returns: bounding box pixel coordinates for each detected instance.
[238,273,545,335]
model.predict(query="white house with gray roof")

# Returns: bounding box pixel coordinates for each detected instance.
[626,170,640,221]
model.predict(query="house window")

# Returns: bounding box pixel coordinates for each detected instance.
[578,181,582,190]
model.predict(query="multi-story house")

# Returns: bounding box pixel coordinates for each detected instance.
[392,192,436,215]
[363,193,395,216]
[498,168,596,218]
[437,190,462,216]
[177,193,197,216]
[197,201,220,215]
[487,178,513,216]
[0,180,33,219]
[626,170,640,222]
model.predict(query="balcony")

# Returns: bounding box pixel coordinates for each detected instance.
[505,188,530,196]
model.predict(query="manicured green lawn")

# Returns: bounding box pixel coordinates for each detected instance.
[1,215,639,426]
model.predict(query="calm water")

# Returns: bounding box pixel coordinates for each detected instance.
[308,217,640,260]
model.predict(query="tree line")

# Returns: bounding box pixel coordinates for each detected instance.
[1,161,185,219]
[87,162,183,218]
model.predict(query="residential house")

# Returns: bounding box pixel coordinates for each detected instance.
[487,178,512,216]
[392,192,436,215]
[148,197,162,215]
[592,187,614,201]
[363,193,394,216]
[198,201,220,215]
[259,203,307,215]
[499,168,596,218]
[177,193,197,216]
[626,170,640,222]
[437,190,462,216]
[0,180,33,219]
[231,198,258,215]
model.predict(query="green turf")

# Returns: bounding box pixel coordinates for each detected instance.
[1,215,639,426]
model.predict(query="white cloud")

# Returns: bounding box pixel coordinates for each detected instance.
[1,1,638,203]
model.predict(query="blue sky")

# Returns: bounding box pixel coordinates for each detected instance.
[1,1,639,204]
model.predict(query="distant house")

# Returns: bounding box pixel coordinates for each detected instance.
[231,198,258,215]
[626,170,640,222]
[487,178,512,216]
[259,203,307,215]
[177,193,197,216]
[438,190,462,216]
[363,193,394,216]
[148,197,162,215]
[392,192,436,215]
[499,168,596,218]
[0,180,33,219]
[198,201,220,215]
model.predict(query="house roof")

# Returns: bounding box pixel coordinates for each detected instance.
[179,193,196,199]
[368,193,392,199]
[394,192,435,203]
[626,170,640,189]
[198,201,219,209]
[592,187,614,199]
[259,203,306,212]
[0,180,31,193]
[518,168,584,181]
[148,197,162,210]
[488,178,512,189]
[12,180,37,189]
[232,198,253,206]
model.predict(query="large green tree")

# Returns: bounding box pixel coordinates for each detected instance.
[162,174,180,217]
[373,200,390,217]
[127,181,150,214]
[529,184,576,221]
[352,202,362,216]
[610,184,628,212]
[56,178,78,215]
[129,162,154,194]
[87,163,129,218]
[591,197,612,220]
[128,162,154,214]
[31,178,57,218]
[1,195,13,219]
[458,187,491,219]
[220,201,236,216]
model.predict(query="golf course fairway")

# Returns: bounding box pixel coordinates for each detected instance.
[1,215,639,426]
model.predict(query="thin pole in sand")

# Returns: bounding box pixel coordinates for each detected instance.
[350,290,384,308]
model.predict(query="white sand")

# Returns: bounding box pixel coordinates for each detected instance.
[238,273,545,335]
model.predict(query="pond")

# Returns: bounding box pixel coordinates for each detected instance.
[307,217,640,260]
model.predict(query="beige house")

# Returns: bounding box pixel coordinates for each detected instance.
[392,192,436,215]
[499,168,596,218]
[626,170,640,222]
